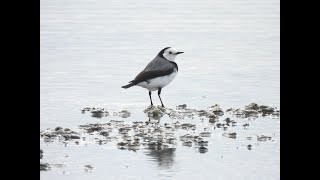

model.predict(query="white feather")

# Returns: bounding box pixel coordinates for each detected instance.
[137,70,178,91]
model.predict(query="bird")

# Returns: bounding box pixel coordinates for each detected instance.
[122,47,184,107]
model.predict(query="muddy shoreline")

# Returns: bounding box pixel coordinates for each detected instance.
[40,103,279,171]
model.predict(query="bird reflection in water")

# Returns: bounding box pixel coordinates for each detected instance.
[143,114,176,169]
[144,147,176,169]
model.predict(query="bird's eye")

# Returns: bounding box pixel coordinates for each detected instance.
[169,51,172,54]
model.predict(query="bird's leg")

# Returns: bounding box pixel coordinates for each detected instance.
[158,88,165,108]
[149,91,153,106]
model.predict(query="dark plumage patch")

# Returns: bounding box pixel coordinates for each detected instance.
[169,61,178,71]
[158,47,171,58]
[130,67,176,84]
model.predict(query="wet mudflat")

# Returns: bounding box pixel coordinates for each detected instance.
[40,103,279,179]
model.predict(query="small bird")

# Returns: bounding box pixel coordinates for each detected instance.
[122,47,184,107]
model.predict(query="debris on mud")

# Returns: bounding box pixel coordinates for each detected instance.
[40,127,80,141]
[199,132,211,137]
[198,146,208,153]
[223,132,237,139]
[181,123,196,130]
[144,105,165,118]
[168,107,195,119]
[257,135,272,142]
[118,110,131,118]
[226,108,233,112]
[176,104,187,110]
[245,103,260,111]
[224,118,237,126]
[79,123,110,133]
[42,103,279,157]
[227,103,280,118]
[209,104,224,116]
[81,107,109,118]
[91,109,106,118]
[84,165,94,173]
[243,123,249,128]
[182,140,193,147]
[40,149,43,159]
[99,131,109,137]
[258,106,276,116]
[194,110,218,123]
[40,162,51,171]
[85,165,93,169]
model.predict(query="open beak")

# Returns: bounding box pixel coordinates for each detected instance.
[175,52,184,55]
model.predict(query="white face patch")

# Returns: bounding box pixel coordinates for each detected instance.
[163,48,178,61]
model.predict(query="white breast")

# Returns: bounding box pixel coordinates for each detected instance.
[137,70,178,91]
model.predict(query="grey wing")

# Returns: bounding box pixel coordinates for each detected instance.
[131,57,175,84]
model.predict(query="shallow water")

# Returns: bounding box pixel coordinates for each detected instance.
[40,0,280,179]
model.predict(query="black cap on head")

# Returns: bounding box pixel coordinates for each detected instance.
[158,47,171,58]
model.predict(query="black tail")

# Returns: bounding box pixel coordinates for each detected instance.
[122,81,136,89]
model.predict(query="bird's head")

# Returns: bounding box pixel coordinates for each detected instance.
[158,47,184,61]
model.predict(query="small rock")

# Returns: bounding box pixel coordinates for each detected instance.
[210,104,224,116]
[109,120,124,124]
[182,140,193,147]
[84,165,93,169]
[117,142,128,146]
[55,126,63,131]
[197,110,209,117]
[198,146,208,153]
[272,110,280,116]
[245,103,259,110]
[181,123,196,130]
[144,106,165,118]
[207,113,217,119]
[209,118,216,123]
[216,123,223,128]
[197,140,208,146]
[118,110,131,118]
[40,163,50,171]
[63,134,80,140]
[176,104,187,109]
[226,108,233,112]
[199,132,211,137]
[79,123,106,133]
[118,127,131,133]
[223,132,237,139]
[179,134,194,141]
[128,142,141,150]
[91,109,105,118]
[99,131,109,137]
[82,107,91,112]
[40,149,43,159]
[259,106,275,116]
[257,135,272,142]
[243,110,259,117]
